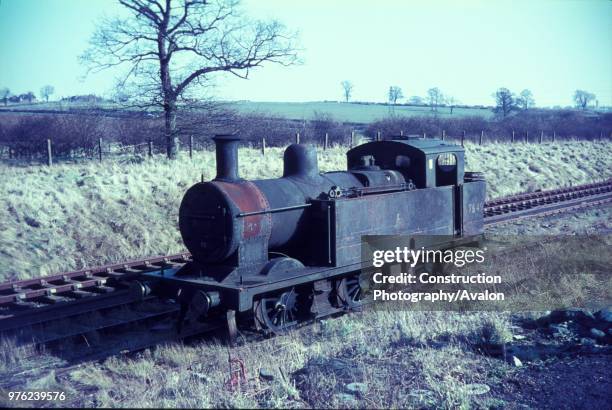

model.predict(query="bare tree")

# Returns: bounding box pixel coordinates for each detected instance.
[388,86,403,105]
[0,88,9,106]
[81,0,299,158]
[427,87,444,112]
[493,87,516,118]
[446,96,458,115]
[573,90,596,110]
[40,85,55,103]
[341,80,354,103]
[517,89,535,110]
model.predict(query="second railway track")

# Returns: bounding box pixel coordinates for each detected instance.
[483,179,612,225]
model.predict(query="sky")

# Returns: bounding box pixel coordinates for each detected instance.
[0,0,610,107]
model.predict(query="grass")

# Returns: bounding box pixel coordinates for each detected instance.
[0,140,610,281]
[4,310,512,408]
[489,204,611,236]
[0,100,494,123]
[227,101,495,122]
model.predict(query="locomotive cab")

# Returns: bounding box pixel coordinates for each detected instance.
[347,136,465,188]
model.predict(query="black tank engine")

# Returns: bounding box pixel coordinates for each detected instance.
[146,135,486,334]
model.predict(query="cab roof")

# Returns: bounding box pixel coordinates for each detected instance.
[351,137,464,156]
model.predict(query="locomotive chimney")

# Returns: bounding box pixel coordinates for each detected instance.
[213,134,241,182]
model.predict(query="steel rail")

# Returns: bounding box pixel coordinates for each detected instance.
[0,253,191,332]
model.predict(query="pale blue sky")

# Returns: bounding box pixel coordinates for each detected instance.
[0,0,610,106]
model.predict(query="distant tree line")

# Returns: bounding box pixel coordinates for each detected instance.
[0,85,55,105]
[338,81,602,115]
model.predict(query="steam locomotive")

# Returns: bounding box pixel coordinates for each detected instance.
[144,135,486,335]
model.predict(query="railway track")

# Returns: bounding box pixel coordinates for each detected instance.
[1,179,611,360]
[483,179,612,225]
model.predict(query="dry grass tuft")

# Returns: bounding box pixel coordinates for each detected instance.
[18,309,510,408]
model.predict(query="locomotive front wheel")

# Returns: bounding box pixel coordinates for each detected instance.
[254,287,311,334]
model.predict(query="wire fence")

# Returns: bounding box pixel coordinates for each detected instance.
[0,129,609,167]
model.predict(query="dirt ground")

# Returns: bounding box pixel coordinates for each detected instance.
[494,354,612,409]
[486,207,611,409]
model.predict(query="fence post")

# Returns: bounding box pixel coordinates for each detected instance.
[324,133,329,150]
[479,130,483,145]
[98,137,103,162]
[261,137,266,155]
[525,131,529,143]
[539,131,543,144]
[46,139,53,166]
[422,132,426,139]
[295,132,300,144]
[552,131,556,142]
[441,130,445,141]
[600,131,604,141]
[189,135,193,159]
[148,139,153,157]
[461,130,465,147]
[350,130,354,148]
[511,130,515,143]
[377,131,381,141]
[173,136,180,155]
[400,130,404,136]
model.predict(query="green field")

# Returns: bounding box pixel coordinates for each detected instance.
[0,101,119,111]
[0,100,495,123]
[227,101,495,122]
